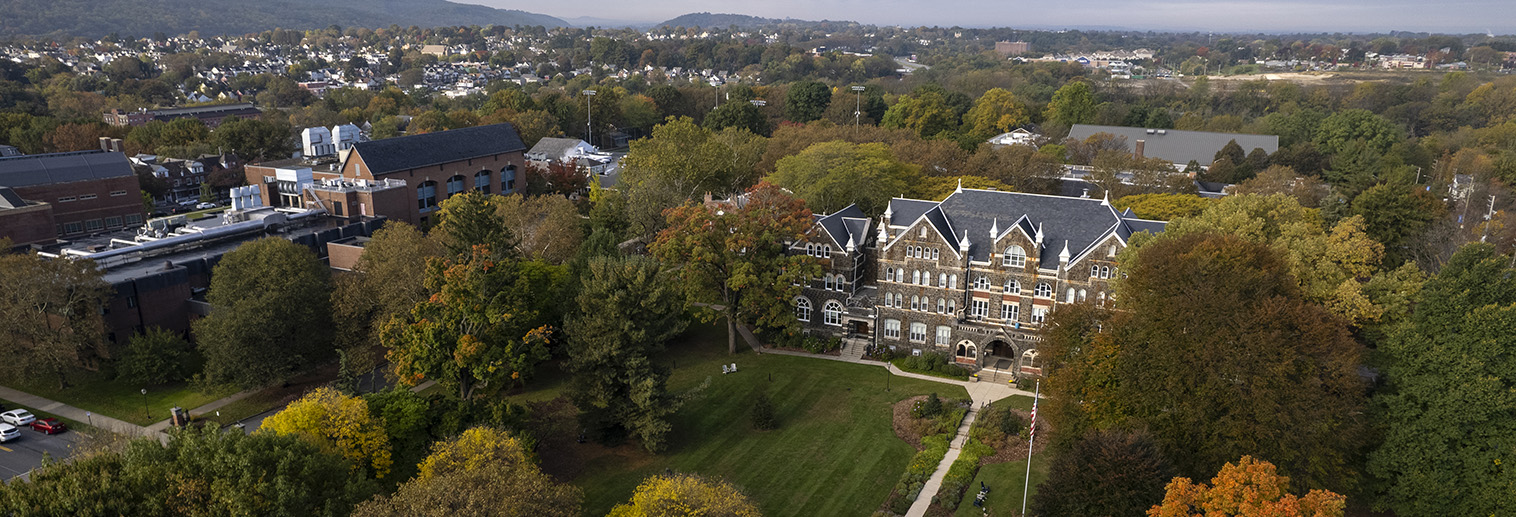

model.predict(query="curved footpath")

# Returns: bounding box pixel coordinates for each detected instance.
[732,324,1032,517]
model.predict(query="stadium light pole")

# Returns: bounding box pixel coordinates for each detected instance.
[851,85,865,128]
[583,89,596,147]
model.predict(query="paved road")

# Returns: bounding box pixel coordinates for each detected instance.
[0,427,85,481]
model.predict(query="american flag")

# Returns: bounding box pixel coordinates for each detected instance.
[1029,393,1038,443]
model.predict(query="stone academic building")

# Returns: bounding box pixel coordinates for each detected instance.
[792,186,1165,379]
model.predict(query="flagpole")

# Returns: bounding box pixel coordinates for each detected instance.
[1021,379,1039,516]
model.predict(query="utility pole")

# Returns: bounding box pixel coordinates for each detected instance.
[851,85,865,129]
[1481,193,1496,243]
[582,89,596,147]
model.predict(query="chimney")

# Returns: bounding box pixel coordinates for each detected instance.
[1134,139,1146,159]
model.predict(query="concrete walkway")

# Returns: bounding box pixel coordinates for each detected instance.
[0,385,166,442]
[732,323,1037,515]
[145,387,263,432]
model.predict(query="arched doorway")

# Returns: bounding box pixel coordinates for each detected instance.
[982,339,1018,374]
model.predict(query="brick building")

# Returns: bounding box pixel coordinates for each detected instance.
[245,123,527,227]
[103,103,263,128]
[0,187,56,247]
[0,150,145,238]
[792,186,1165,379]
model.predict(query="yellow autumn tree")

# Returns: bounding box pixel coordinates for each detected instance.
[353,427,581,517]
[1148,456,1346,517]
[608,473,762,517]
[259,387,393,478]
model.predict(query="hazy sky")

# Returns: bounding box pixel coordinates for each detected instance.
[465,0,1514,34]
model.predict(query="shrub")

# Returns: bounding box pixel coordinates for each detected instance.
[116,327,191,386]
[913,392,944,419]
[892,351,970,380]
[936,439,996,510]
[752,391,776,430]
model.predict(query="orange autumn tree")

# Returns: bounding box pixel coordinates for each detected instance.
[1148,456,1346,517]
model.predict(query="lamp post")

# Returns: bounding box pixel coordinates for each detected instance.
[140,388,148,420]
[582,89,596,147]
[851,85,865,127]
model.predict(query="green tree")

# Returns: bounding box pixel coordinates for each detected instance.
[1113,193,1210,220]
[768,141,920,215]
[1044,80,1097,126]
[380,246,554,399]
[0,244,111,389]
[651,182,821,354]
[704,100,768,135]
[0,426,378,516]
[619,117,767,236]
[1350,183,1443,262]
[881,89,957,139]
[1314,109,1402,155]
[1032,431,1175,517]
[608,473,761,517]
[331,222,442,388]
[352,427,582,517]
[505,109,563,149]
[194,237,333,388]
[493,194,584,264]
[563,256,687,452]
[115,327,190,386]
[962,87,1029,139]
[432,191,517,259]
[210,115,294,160]
[1045,232,1368,492]
[1368,243,1516,517]
[784,80,832,123]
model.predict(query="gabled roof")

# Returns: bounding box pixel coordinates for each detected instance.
[0,151,135,188]
[814,204,869,248]
[1068,124,1279,166]
[526,137,588,161]
[351,124,527,176]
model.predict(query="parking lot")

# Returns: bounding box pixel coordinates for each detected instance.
[0,425,85,481]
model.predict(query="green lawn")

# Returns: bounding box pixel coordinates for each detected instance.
[10,372,233,426]
[0,398,101,436]
[999,394,1037,412]
[953,453,1051,516]
[567,322,971,517]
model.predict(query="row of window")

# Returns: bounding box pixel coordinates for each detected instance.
[804,243,832,257]
[794,298,844,326]
[1089,265,1115,279]
[904,245,939,260]
[56,191,129,203]
[884,267,959,289]
[820,274,847,292]
[1000,244,1118,267]
[882,292,957,314]
[417,168,517,212]
[881,319,952,345]
[56,213,142,236]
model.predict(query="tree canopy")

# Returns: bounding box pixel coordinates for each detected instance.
[608,473,761,517]
[353,427,582,517]
[0,244,110,389]
[1148,456,1346,517]
[261,387,394,479]
[768,140,920,215]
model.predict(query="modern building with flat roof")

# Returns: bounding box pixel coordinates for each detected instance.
[1067,124,1279,167]
[0,150,144,240]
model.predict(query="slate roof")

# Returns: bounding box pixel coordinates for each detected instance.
[0,187,28,208]
[1068,124,1279,166]
[0,151,135,188]
[814,204,870,248]
[351,124,527,176]
[884,189,1166,267]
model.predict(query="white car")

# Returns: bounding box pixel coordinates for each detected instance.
[1,409,35,426]
[195,202,217,209]
[0,423,18,442]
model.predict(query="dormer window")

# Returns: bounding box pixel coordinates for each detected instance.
[1003,245,1027,267]
[919,226,928,238]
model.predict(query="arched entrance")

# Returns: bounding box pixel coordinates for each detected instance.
[981,339,1018,376]
[954,340,977,365]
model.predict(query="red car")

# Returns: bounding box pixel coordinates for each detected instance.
[29,418,66,434]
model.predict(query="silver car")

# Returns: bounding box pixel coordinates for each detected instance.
[0,409,35,426]
[0,423,18,442]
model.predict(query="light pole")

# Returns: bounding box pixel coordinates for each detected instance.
[582,89,596,147]
[140,388,148,420]
[851,85,865,127]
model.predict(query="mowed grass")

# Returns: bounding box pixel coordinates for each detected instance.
[10,371,233,426]
[952,443,1051,516]
[570,322,971,517]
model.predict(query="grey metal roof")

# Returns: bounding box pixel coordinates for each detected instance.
[0,187,28,208]
[150,103,261,118]
[525,137,585,161]
[351,124,527,176]
[1068,124,1278,166]
[886,189,1167,266]
[0,151,135,188]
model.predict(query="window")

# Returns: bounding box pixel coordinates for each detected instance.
[1078,289,1087,302]
[503,165,517,192]
[909,322,928,343]
[104,216,122,228]
[974,276,990,290]
[971,299,989,319]
[1034,282,1052,298]
[1108,245,1118,257]
[912,270,921,285]
[911,295,920,311]
[894,293,903,308]
[57,196,76,203]
[823,300,843,326]
[474,171,491,194]
[1098,291,1106,304]
[79,194,97,200]
[795,297,812,322]
[332,201,344,216]
[824,245,831,255]
[806,243,815,256]
[446,175,465,196]
[62,221,82,234]
[125,213,142,225]
[1100,266,1111,279]
[417,180,438,212]
[932,248,939,260]
[126,295,138,308]
[936,325,952,345]
[937,298,946,313]
[938,273,947,287]
[1004,245,1027,267]
[824,275,834,290]
[885,267,894,282]
[1006,278,1021,294]
[1003,302,1019,322]
[946,299,955,314]
[884,319,901,339]
[1023,349,1040,369]
[1031,307,1048,323]
[949,274,957,289]
[919,227,928,238]
[1091,265,1100,278]
[883,293,893,307]
[85,219,103,231]
[110,190,127,197]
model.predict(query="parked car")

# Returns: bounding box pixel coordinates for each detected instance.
[195,202,218,209]
[0,423,18,442]
[29,418,66,434]
[1,409,36,426]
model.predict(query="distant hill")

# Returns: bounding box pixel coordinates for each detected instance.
[659,12,783,29]
[0,0,567,38]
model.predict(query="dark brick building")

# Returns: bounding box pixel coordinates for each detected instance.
[104,103,263,129]
[0,150,144,239]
